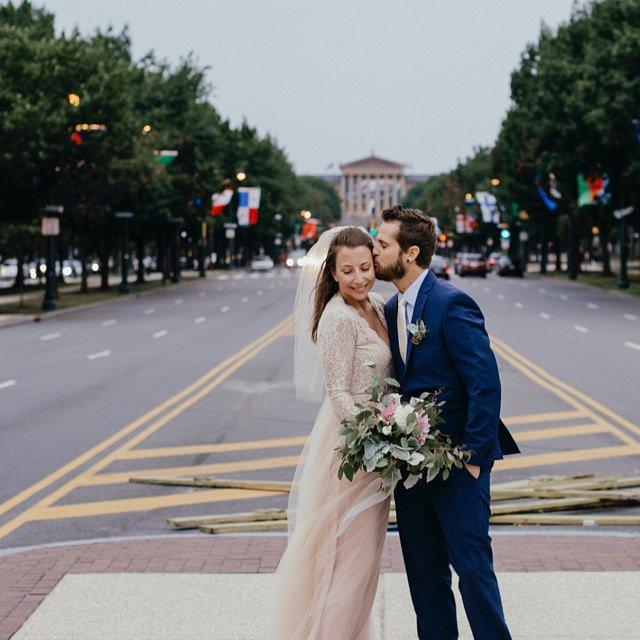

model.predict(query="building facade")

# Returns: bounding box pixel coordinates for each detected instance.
[309,154,430,228]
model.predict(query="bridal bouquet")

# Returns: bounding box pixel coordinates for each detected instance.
[335,365,471,493]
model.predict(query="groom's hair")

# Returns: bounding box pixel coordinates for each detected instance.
[381,205,436,268]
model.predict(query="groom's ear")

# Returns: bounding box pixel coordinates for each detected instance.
[405,245,421,264]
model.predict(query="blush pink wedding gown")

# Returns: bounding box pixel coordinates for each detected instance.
[272,292,393,640]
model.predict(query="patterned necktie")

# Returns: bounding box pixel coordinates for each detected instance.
[397,297,408,363]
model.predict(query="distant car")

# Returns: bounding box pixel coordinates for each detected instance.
[430,255,451,280]
[286,249,307,268]
[496,255,524,278]
[0,259,18,280]
[457,253,486,277]
[250,255,274,271]
[487,251,503,272]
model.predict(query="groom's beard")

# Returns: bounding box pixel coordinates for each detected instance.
[375,253,405,281]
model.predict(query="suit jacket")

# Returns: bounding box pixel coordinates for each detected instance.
[384,270,520,467]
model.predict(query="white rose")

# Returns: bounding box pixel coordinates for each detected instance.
[393,404,414,429]
[408,452,425,466]
[382,424,392,436]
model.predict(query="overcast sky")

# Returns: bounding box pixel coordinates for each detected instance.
[40,0,576,175]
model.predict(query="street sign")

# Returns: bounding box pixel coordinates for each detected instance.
[613,206,634,220]
[41,217,60,236]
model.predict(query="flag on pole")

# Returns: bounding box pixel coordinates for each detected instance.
[475,192,500,223]
[534,171,559,212]
[237,187,261,226]
[577,174,593,207]
[210,189,233,216]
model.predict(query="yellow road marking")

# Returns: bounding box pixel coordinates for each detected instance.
[502,410,587,426]
[492,342,639,447]
[514,423,610,442]
[492,336,640,440]
[117,436,308,460]
[29,489,282,521]
[84,455,300,486]
[0,316,293,541]
[495,444,640,471]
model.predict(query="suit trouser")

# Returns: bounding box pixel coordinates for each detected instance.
[394,463,511,640]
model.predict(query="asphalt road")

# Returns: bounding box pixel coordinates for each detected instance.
[0,266,638,551]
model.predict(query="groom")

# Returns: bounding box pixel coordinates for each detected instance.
[373,205,519,640]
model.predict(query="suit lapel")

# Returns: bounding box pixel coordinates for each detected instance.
[403,270,437,372]
[387,293,405,380]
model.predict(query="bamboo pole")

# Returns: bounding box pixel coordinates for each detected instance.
[130,475,291,492]
[489,513,640,526]
[166,508,286,530]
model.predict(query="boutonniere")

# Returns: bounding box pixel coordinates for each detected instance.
[407,319,428,345]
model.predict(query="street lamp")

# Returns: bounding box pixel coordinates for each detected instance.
[67,93,80,107]
[236,171,246,181]
[115,212,134,294]
[141,124,152,135]
[41,206,63,311]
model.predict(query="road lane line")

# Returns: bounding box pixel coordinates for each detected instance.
[241,297,249,303]
[538,288,546,294]
[625,341,640,352]
[0,315,292,532]
[194,317,205,324]
[144,308,155,315]
[514,423,610,442]
[0,380,17,390]
[102,319,117,327]
[221,306,229,313]
[491,335,640,440]
[498,294,505,300]
[495,444,640,472]
[40,332,61,341]
[30,489,281,521]
[560,294,569,300]
[84,454,301,487]
[515,302,524,309]
[502,410,587,426]
[540,313,551,320]
[573,325,588,333]
[586,303,599,310]
[117,435,308,460]
[623,313,637,321]
[153,330,168,339]
[86,350,111,360]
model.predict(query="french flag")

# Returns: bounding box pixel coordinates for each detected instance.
[237,187,261,226]
[210,189,233,216]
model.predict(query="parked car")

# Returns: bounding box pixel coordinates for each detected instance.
[487,251,503,272]
[456,253,486,277]
[496,255,524,278]
[286,249,307,268]
[250,255,274,271]
[0,258,18,280]
[430,255,451,280]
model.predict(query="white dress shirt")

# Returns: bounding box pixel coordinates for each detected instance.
[398,268,430,327]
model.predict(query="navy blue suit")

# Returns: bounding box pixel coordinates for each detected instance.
[385,270,518,640]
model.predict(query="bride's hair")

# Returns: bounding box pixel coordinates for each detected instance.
[311,226,373,342]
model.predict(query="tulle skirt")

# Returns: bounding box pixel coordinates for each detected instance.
[271,397,390,640]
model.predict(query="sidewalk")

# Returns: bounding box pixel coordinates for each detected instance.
[1,531,639,639]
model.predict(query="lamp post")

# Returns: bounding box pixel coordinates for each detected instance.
[115,212,134,293]
[614,206,633,290]
[169,216,184,283]
[41,206,63,311]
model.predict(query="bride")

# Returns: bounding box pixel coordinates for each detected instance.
[271,226,393,640]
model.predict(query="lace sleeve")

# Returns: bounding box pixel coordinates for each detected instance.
[318,308,359,421]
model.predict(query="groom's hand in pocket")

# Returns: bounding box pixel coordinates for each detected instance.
[464,463,480,479]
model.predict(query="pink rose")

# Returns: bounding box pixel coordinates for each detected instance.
[379,399,397,423]
[415,410,430,445]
